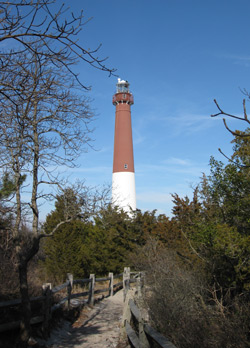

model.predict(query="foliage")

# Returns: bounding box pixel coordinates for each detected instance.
[202,156,250,235]
[171,130,250,295]
[0,1,115,345]
[93,206,139,273]
[43,204,170,281]
[0,173,15,229]
[124,99,250,348]
[0,174,19,299]
[42,189,107,280]
[43,220,94,282]
[0,173,21,201]
[134,240,250,348]
[232,128,250,166]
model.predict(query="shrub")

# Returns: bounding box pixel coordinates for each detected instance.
[130,239,249,348]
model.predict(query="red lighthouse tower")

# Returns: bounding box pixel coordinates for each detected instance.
[112,78,136,212]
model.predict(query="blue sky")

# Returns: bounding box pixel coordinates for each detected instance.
[43,0,250,218]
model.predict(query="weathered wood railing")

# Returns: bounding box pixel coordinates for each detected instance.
[123,291,177,348]
[1,267,175,347]
[0,268,130,336]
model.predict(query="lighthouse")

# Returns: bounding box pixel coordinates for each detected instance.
[112,78,136,212]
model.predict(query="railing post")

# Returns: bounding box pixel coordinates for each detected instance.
[121,289,134,339]
[139,312,150,348]
[67,273,73,309]
[137,271,146,298]
[123,267,130,301]
[108,272,114,296]
[42,283,52,340]
[88,274,95,305]
[136,272,142,298]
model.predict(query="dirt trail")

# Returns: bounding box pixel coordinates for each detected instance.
[44,290,128,348]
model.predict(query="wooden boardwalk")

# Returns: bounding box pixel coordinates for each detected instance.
[45,290,127,348]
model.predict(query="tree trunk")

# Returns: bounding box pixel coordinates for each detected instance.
[17,236,41,347]
[18,256,31,348]
[31,100,39,236]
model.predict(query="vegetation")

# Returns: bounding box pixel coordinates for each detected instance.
[132,240,249,348]
[11,124,250,347]
[171,132,250,296]
[0,3,249,347]
[1,125,250,347]
[0,1,115,346]
[41,128,250,346]
[42,201,155,280]
[128,110,250,347]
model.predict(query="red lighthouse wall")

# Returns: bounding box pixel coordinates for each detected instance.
[113,103,134,173]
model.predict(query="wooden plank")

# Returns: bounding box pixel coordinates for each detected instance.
[125,321,140,348]
[52,282,68,293]
[129,279,137,284]
[144,324,177,348]
[0,320,20,332]
[30,295,45,302]
[94,288,109,295]
[71,291,90,299]
[88,274,95,305]
[114,281,123,288]
[0,295,45,308]
[0,298,21,308]
[129,299,140,321]
[130,272,140,276]
[95,277,110,282]
[73,278,91,285]
[109,272,114,296]
[67,274,73,309]
[51,296,68,312]
[0,316,44,333]
[0,270,130,334]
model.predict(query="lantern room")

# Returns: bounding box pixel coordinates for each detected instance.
[112,78,134,105]
[116,78,129,93]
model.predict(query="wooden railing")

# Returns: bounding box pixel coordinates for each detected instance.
[1,267,177,348]
[0,269,131,336]
[123,288,177,348]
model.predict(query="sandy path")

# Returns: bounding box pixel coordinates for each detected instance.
[46,290,127,348]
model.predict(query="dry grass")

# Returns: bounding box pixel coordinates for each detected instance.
[130,239,250,348]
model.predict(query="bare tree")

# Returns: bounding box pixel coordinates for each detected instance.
[211,98,250,136]
[0,0,115,91]
[211,99,250,164]
[0,1,115,346]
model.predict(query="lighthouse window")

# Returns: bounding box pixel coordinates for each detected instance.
[124,164,128,169]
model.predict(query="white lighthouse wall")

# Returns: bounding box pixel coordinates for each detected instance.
[112,172,136,212]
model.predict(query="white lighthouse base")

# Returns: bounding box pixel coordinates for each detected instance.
[112,172,136,213]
